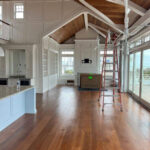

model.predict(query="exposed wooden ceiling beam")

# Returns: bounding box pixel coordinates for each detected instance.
[129,9,150,35]
[124,0,129,39]
[84,12,88,30]
[89,23,108,33]
[88,12,124,34]
[106,0,146,16]
[79,0,115,25]
[88,23,106,38]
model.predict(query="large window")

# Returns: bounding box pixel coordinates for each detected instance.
[0,5,2,20]
[129,54,134,91]
[129,49,150,105]
[100,50,113,74]
[141,49,150,103]
[0,5,2,36]
[133,52,141,96]
[130,34,150,49]
[14,3,24,19]
[61,51,74,76]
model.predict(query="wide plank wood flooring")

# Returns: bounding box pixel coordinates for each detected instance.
[0,86,150,150]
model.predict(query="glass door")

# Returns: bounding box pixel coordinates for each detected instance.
[141,49,150,103]
[129,54,134,91]
[133,52,141,96]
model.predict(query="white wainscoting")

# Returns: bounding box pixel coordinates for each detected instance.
[43,74,58,93]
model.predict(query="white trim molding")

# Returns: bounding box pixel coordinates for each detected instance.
[88,24,106,38]
[106,0,146,16]
[84,12,88,30]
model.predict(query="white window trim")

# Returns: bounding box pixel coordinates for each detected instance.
[14,2,24,20]
[60,49,75,77]
[0,5,3,20]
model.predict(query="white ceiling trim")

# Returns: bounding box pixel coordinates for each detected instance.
[43,8,87,38]
[129,9,150,36]
[79,0,115,25]
[89,23,108,33]
[106,0,146,16]
[88,12,124,34]
[84,12,88,30]
[88,24,106,38]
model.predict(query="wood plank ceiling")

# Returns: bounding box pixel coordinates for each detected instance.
[88,14,118,35]
[131,0,150,10]
[50,15,84,44]
[80,0,125,24]
[50,0,150,43]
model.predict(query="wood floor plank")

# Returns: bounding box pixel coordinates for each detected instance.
[0,86,150,150]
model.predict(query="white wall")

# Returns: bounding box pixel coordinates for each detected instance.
[1,0,84,93]
[76,28,98,39]
[2,44,36,78]
[58,29,100,85]
[2,0,83,45]
[0,57,5,78]
[42,37,59,93]
[74,29,99,85]
[58,44,75,85]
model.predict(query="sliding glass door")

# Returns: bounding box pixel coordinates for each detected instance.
[129,49,150,107]
[133,52,141,96]
[129,54,134,91]
[141,49,150,103]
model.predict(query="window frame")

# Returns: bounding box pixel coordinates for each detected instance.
[14,3,24,20]
[60,49,74,77]
[0,5,3,20]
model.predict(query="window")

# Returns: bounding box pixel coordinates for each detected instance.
[100,50,113,74]
[100,50,113,55]
[129,54,134,91]
[61,51,74,55]
[14,3,24,19]
[61,50,74,76]
[135,40,141,46]
[129,49,150,105]
[0,5,2,35]
[144,35,150,43]
[133,52,141,96]
[141,49,150,103]
[0,5,2,20]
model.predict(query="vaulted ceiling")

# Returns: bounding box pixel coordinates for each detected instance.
[131,0,150,9]
[49,0,150,43]
[88,14,119,34]
[50,15,85,44]
[84,0,125,24]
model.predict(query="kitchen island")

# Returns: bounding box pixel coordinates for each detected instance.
[0,86,36,131]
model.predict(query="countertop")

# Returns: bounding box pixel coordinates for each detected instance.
[0,86,34,100]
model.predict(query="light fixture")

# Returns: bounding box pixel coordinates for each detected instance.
[0,47,4,57]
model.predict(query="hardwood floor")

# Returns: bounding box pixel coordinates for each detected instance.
[0,86,150,150]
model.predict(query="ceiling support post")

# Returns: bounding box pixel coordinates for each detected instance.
[84,12,88,30]
[122,0,129,92]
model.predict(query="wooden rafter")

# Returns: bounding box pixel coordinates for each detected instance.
[50,15,85,44]
[129,9,150,35]
[106,0,146,16]
[88,12,124,34]
[79,0,115,25]
[84,12,88,30]
[89,23,108,33]
[88,24,106,38]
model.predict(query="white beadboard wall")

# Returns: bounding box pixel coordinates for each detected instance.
[74,29,99,85]
[1,1,108,93]
[2,0,83,44]
[42,37,59,93]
